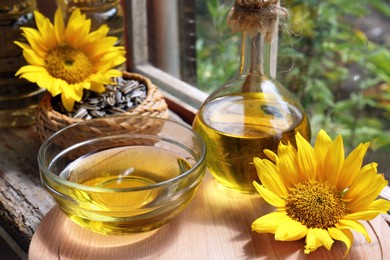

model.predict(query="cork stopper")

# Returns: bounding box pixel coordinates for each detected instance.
[226,0,288,39]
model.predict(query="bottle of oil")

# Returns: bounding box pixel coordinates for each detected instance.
[193,0,311,193]
[0,0,44,127]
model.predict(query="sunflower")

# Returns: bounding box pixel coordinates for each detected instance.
[252,129,390,255]
[14,8,126,111]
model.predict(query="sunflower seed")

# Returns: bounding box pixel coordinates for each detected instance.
[80,103,99,110]
[90,110,106,117]
[67,76,148,119]
[107,96,116,106]
[122,80,139,94]
[126,100,134,108]
[109,107,126,114]
[73,108,88,118]
[86,97,102,105]
[134,89,145,97]
[115,91,122,103]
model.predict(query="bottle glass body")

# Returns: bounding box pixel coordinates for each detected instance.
[193,31,311,193]
[0,0,44,127]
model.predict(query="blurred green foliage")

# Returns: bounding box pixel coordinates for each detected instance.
[196,0,239,92]
[196,0,390,152]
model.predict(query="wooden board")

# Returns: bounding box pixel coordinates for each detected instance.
[29,173,390,260]
[0,126,55,252]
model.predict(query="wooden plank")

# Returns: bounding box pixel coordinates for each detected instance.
[29,173,390,260]
[0,126,55,252]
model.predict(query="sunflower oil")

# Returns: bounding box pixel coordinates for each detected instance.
[57,146,192,234]
[193,92,310,193]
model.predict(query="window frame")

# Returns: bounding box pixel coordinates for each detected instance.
[123,0,208,123]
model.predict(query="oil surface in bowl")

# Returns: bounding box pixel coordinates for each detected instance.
[58,146,192,234]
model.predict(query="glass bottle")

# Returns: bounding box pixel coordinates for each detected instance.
[0,0,44,127]
[56,0,124,46]
[193,2,311,193]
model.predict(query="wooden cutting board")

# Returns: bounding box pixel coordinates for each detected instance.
[29,173,390,260]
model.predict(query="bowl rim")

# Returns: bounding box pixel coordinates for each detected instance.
[37,115,206,193]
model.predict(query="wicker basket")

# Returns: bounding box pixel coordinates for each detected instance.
[35,72,169,141]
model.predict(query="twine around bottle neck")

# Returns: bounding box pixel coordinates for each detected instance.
[229,0,287,85]
[226,0,288,42]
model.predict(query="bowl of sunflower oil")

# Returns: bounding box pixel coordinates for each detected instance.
[38,115,206,235]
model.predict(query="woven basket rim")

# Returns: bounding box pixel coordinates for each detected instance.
[36,71,169,141]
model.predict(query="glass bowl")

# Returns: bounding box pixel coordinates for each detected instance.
[38,115,206,235]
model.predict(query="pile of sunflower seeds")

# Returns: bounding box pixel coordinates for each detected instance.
[64,76,147,119]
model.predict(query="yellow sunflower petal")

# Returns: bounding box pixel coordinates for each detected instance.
[263,149,277,162]
[304,229,322,254]
[314,129,332,181]
[65,9,89,47]
[61,83,83,101]
[336,219,371,242]
[73,20,92,47]
[54,8,65,43]
[19,27,48,57]
[304,228,335,253]
[252,211,288,234]
[367,198,390,212]
[314,228,334,251]
[274,218,308,241]
[346,169,388,212]
[254,157,287,196]
[324,135,344,186]
[347,174,387,212]
[95,57,123,72]
[104,69,123,79]
[337,142,370,191]
[328,227,353,256]
[21,48,46,66]
[34,11,57,50]
[34,74,62,91]
[13,41,29,50]
[88,72,115,85]
[344,162,378,201]
[17,71,43,83]
[91,36,119,55]
[81,26,111,58]
[296,132,317,181]
[344,210,385,221]
[89,82,106,93]
[49,78,65,97]
[15,65,47,77]
[61,94,76,112]
[253,181,285,208]
[84,25,110,48]
[314,129,332,153]
[276,142,300,188]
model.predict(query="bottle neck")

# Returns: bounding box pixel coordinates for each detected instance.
[239,31,277,78]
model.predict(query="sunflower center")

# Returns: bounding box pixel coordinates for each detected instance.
[285,181,347,229]
[45,45,93,84]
